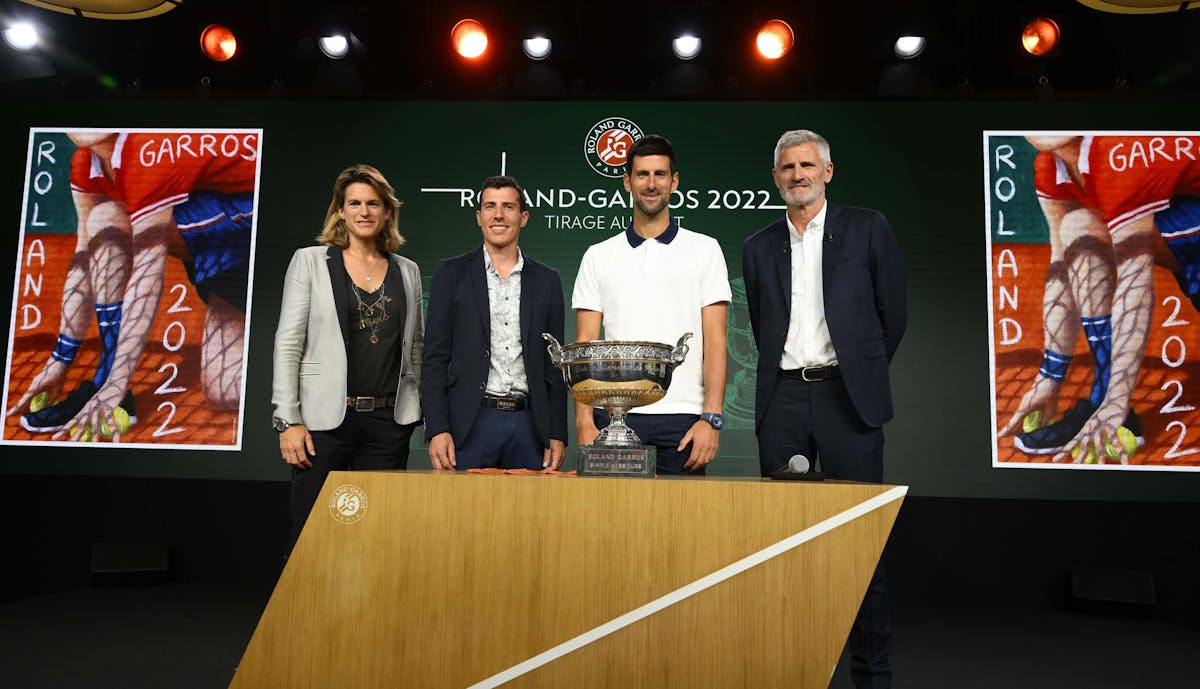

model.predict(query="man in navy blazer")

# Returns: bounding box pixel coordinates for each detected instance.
[742,130,906,689]
[422,176,567,471]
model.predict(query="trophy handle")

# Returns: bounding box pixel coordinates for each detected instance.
[542,333,564,367]
[671,332,693,365]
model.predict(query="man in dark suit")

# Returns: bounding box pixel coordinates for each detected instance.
[742,130,906,689]
[422,176,567,471]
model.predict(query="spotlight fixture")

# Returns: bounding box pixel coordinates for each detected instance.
[522,36,551,60]
[755,19,794,60]
[893,35,925,59]
[672,34,701,60]
[452,19,488,59]
[3,22,39,51]
[1021,17,1060,56]
[200,24,237,62]
[318,34,349,59]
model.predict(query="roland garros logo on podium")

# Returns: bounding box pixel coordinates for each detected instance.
[584,116,644,178]
[328,484,368,525]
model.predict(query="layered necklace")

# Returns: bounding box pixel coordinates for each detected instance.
[347,253,391,344]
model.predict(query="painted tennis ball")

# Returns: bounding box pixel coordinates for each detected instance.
[1071,444,1098,464]
[112,406,131,435]
[29,391,49,413]
[1104,426,1138,461]
[1022,410,1042,433]
[78,423,94,443]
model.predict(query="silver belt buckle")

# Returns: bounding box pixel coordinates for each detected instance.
[801,366,821,382]
[352,396,375,412]
[495,396,517,411]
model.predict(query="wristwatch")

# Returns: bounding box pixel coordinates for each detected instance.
[272,417,293,432]
[700,412,725,431]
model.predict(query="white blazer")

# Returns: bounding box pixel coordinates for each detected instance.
[271,245,423,431]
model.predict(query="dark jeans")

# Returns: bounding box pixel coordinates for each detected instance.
[455,406,545,470]
[593,409,703,475]
[286,407,415,554]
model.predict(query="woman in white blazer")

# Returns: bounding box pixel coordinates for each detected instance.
[271,164,423,552]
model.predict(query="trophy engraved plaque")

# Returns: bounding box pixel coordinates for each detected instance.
[544,333,691,477]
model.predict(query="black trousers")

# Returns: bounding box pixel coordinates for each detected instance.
[758,373,893,689]
[286,407,415,554]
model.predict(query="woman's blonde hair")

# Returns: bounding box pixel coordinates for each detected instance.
[316,164,405,252]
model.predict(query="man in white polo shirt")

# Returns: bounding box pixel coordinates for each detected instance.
[572,134,731,474]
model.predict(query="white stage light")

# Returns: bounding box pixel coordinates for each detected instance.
[3,22,39,51]
[319,35,350,59]
[522,36,551,60]
[894,36,925,59]
[672,34,701,60]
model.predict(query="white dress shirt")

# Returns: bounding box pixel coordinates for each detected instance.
[780,202,838,369]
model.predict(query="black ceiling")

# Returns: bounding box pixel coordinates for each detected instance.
[1,0,1198,99]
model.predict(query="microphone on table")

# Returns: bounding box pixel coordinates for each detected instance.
[770,454,825,481]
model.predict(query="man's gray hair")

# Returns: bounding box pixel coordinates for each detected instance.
[773,129,831,168]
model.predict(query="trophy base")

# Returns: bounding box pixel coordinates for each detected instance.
[577,444,656,478]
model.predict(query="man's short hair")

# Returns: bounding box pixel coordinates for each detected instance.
[625,134,677,176]
[774,130,832,168]
[478,175,527,212]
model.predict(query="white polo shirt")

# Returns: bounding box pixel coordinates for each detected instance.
[572,221,731,414]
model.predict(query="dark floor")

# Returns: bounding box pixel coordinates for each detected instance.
[0,581,1193,688]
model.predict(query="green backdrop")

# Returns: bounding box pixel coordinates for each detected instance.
[1,99,1197,502]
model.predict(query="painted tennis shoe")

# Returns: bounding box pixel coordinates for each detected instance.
[1014,398,1097,455]
[1014,398,1145,456]
[20,381,139,434]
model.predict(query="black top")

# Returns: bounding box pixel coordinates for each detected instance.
[344,260,406,399]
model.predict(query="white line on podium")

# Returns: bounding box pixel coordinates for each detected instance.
[467,484,909,688]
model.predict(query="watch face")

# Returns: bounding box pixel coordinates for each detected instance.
[704,413,724,430]
[272,417,290,432]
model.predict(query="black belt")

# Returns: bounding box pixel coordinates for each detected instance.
[346,394,396,412]
[482,395,529,411]
[780,365,841,382]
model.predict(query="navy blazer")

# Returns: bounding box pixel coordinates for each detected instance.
[421,246,568,448]
[742,202,907,430]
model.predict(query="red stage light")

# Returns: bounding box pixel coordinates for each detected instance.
[452,19,488,59]
[1022,17,1060,56]
[200,24,237,62]
[756,19,794,60]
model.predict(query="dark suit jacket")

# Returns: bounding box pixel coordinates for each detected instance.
[742,202,907,430]
[421,246,568,448]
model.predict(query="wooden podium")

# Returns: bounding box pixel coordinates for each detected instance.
[231,472,905,688]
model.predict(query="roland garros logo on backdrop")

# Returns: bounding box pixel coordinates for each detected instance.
[584,116,644,178]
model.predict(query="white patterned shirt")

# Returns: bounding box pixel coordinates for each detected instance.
[483,248,528,397]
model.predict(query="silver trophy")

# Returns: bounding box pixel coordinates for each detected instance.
[544,332,691,477]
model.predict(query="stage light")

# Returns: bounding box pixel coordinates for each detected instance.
[672,34,701,60]
[522,36,551,60]
[319,34,349,59]
[756,20,793,60]
[452,19,488,59]
[1022,17,1060,56]
[893,35,925,59]
[3,22,39,51]
[200,24,237,62]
